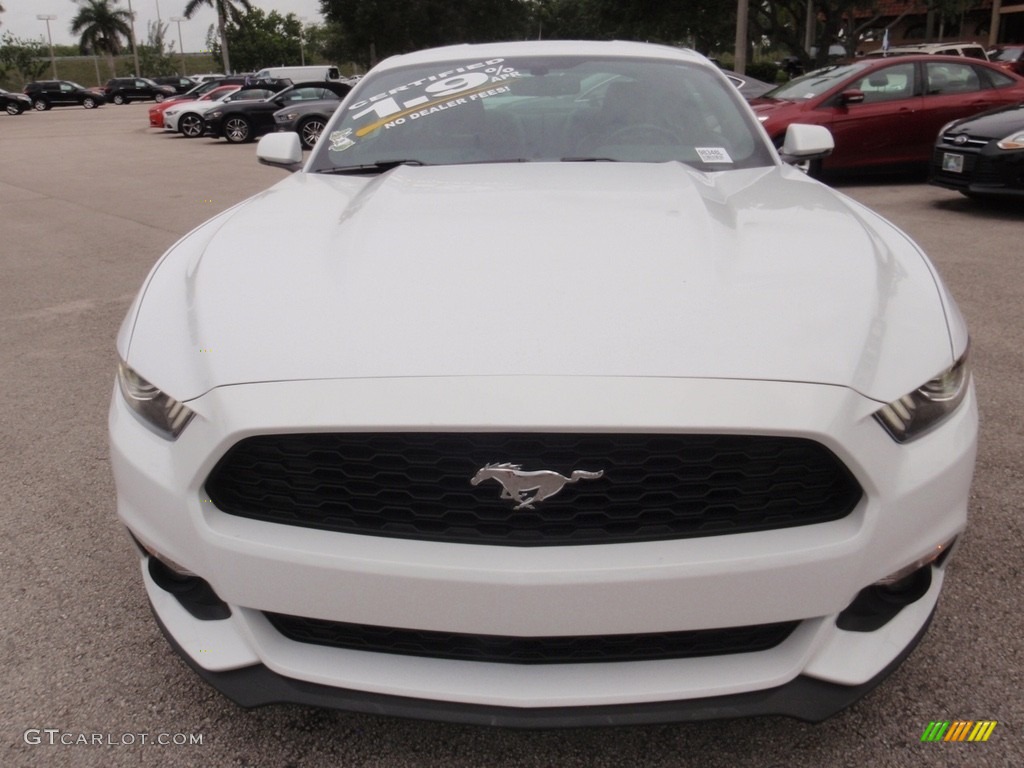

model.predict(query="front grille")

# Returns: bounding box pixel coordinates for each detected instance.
[264,613,800,664]
[205,433,862,546]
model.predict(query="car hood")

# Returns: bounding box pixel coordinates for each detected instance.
[123,162,960,404]
[750,97,806,116]
[947,102,1024,138]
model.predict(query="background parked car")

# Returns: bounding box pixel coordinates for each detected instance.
[152,76,199,95]
[272,97,347,149]
[751,55,1024,173]
[930,103,1024,198]
[148,84,241,128]
[1,87,31,115]
[23,81,105,110]
[721,68,775,100]
[163,87,283,137]
[104,77,177,104]
[205,81,352,143]
[989,45,1024,76]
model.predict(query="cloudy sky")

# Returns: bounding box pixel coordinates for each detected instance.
[3,1,326,55]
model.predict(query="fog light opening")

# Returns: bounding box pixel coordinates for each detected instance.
[141,544,196,579]
[146,556,231,621]
[836,556,945,633]
[875,536,957,587]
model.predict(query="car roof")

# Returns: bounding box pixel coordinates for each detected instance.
[374,40,707,71]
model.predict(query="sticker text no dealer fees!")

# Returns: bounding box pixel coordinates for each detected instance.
[345,59,518,137]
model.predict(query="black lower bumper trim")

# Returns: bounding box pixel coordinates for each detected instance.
[151,607,933,728]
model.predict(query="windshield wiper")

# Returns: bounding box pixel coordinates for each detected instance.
[317,159,425,175]
[560,156,618,162]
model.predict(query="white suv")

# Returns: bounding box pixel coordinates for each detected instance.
[867,41,989,59]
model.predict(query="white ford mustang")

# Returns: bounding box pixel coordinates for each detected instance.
[110,40,977,726]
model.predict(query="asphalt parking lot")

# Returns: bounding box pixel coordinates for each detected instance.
[1,102,1021,768]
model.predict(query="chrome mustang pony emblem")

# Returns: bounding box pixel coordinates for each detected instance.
[470,463,604,510]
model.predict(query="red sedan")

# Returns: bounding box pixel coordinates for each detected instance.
[751,54,1024,172]
[148,84,240,128]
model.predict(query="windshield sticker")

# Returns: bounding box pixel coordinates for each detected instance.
[346,59,520,137]
[328,128,355,153]
[695,147,733,164]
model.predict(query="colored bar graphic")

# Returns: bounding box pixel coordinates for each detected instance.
[921,720,997,742]
[968,721,998,742]
[945,721,972,741]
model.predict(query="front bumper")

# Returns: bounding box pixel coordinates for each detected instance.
[930,143,1024,197]
[110,375,977,724]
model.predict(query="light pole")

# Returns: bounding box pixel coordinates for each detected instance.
[171,16,187,75]
[126,0,141,76]
[299,18,307,67]
[36,14,58,79]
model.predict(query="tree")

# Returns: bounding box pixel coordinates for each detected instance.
[0,31,48,84]
[320,0,532,68]
[70,0,134,78]
[747,1,882,69]
[139,20,178,77]
[184,0,254,74]
[210,8,303,73]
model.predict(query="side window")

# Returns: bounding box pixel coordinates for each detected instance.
[980,67,1016,89]
[60,83,72,93]
[926,62,980,95]
[853,63,915,103]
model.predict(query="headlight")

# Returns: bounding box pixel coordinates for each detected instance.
[278,111,301,122]
[117,361,194,439]
[874,346,970,443]
[207,110,223,119]
[165,109,179,117]
[996,131,1024,150]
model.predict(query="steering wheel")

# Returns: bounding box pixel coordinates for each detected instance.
[606,123,682,145]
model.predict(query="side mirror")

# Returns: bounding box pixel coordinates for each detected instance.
[839,89,865,105]
[779,123,834,163]
[257,132,304,172]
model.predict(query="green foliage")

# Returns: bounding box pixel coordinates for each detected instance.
[745,60,780,83]
[320,0,533,67]
[216,8,305,72]
[71,0,133,56]
[136,21,180,77]
[0,31,49,85]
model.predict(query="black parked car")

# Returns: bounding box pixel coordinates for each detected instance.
[1,87,31,115]
[152,76,199,94]
[931,103,1024,199]
[205,81,352,143]
[272,97,347,149]
[24,80,105,110]
[104,77,177,104]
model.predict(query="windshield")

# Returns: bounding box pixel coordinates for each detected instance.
[763,63,872,100]
[308,55,773,172]
[992,47,1024,63]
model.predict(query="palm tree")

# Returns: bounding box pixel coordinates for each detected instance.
[71,0,133,78]
[183,0,253,75]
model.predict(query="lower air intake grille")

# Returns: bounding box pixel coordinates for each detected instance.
[263,613,801,664]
